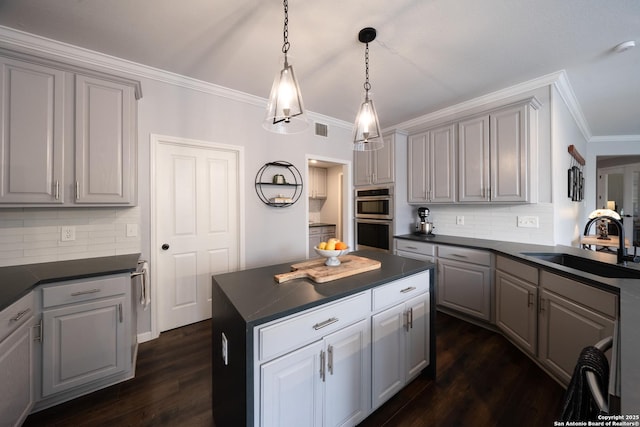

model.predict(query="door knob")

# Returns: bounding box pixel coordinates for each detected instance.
[161,243,170,250]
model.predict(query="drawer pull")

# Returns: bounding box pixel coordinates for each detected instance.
[313,317,338,330]
[451,254,468,258]
[11,308,31,322]
[405,246,418,250]
[400,286,417,294]
[70,288,101,297]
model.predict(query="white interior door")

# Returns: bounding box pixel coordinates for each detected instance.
[154,137,240,332]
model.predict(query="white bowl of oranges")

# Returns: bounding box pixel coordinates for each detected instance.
[314,239,349,266]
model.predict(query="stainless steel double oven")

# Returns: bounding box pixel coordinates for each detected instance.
[355,186,393,252]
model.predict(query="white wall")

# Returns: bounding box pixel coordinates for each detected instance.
[550,84,589,246]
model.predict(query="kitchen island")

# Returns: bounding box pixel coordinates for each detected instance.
[211,250,435,427]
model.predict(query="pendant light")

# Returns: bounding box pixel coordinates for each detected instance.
[263,0,308,134]
[353,27,383,151]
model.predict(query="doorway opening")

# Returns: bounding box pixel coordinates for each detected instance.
[306,156,352,258]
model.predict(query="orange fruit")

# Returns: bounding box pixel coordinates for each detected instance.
[335,242,347,250]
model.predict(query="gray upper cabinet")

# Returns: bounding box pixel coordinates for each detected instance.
[354,134,395,186]
[408,124,456,204]
[408,97,540,204]
[0,53,141,207]
[75,75,136,204]
[0,57,66,204]
[459,99,540,203]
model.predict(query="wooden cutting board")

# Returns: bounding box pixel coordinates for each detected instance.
[274,255,381,284]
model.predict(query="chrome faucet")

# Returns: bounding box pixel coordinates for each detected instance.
[583,215,639,265]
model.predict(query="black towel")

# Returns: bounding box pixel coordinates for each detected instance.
[560,345,610,421]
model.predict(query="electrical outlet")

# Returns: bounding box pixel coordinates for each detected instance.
[61,226,76,241]
[221,333,228,365]
[517,216,539,228]
[126,224,138,237]
[456,216,464,225]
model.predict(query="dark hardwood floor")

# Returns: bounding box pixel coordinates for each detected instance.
[23,312,565,427]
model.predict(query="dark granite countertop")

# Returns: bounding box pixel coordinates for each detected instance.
[309,222,336,228]
[396,233,640,413]
[0,254,141,311]
[212,250,434,327]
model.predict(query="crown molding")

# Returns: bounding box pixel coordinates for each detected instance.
[392,71,568,131]
[0,25,352,130]
[589,135,640,143]
[551,71,592,142]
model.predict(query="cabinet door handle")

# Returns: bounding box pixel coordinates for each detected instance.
[71,288,101,296]
[75,181,80,200]
[404,311,409,332]
[327,345,334,375]
[409,308,414,329]
[539,297,546,313]
[11,308,31,322]
[118,303,123,323]
[320,350,326,382]
[34,319,43,342]
[400,286,416,294]
[54,180,60,200]
[527,292,534,308]
[313,317,338,330]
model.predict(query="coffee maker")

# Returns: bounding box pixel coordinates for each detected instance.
[416,207,435,235]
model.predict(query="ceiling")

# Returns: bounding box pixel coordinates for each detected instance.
[1,0,639,138]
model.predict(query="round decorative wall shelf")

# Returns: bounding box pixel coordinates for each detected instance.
[255,161,303,207]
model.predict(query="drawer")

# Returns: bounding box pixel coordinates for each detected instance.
[395,239,435,256]
[438,245,492,266]
[496,255,538,285]
[309,227,323,236]
[0,292,35,343]
[258,291,370,361]
[42,274,129,309]
[540,270,617,319]
[372,272,429,312]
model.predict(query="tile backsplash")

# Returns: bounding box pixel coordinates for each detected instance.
[0,207,141,267]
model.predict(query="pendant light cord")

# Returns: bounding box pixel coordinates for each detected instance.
[364,42,371,93]
[282,0,290,56]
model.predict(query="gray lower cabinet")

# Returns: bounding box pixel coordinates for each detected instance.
[0,293,36,427]
[495,256,538,355]
[0,53,140,207]
[538,271,617,385]
[496,255,618,388]
[35,273,134,410]
[394,239,435,263]
[437,246,492,321]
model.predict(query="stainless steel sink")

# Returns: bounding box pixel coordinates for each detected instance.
[521,252,640,279]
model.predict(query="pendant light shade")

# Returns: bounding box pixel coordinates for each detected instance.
[353,27,383,151]
[263,0,308,134]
